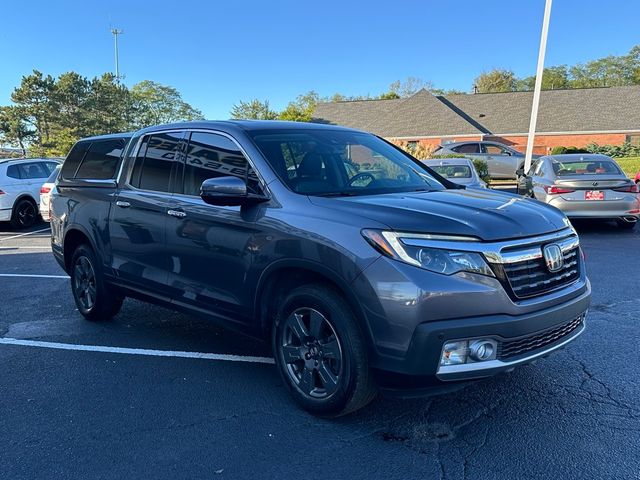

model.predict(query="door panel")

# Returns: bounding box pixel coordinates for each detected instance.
[165,131,263,323]
[109,131,184,297]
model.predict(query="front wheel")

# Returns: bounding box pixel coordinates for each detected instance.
[272,284,377,417]
[70,244,123,321]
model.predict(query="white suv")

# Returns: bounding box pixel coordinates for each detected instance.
[0,158,61,228]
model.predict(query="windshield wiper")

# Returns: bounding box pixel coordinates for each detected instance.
[315,191,360,197]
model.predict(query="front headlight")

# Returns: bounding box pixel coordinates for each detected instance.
[362,229,494,277]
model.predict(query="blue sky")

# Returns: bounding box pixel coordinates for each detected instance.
[1,0,638,119]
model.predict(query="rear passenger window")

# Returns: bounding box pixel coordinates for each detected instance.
[182,132,260,196]
[130,132,182,192]
[453,143,480,154]
[61,141,90,179]
[75,138,127,179]
[18,162,48,179]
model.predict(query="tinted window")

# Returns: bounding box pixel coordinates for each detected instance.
[61,141,90,179]
[17,162,49,179]
[452,143,479,154]
[75,138,127,179]
[552,159,622,176]
[183,132,260,196]
[6,165,20,179]
[130,132,182,192]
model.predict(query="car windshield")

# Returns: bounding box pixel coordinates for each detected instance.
[250,129,445,196]
[552,159,622,176]
[430,165,472,179]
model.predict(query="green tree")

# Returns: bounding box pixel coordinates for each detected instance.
[0,106,35,156]
[230,98,278,120]
[474,69,517,93]
[131,80,204,128]
[10,70,56,154]
[278,91,319,122]
[518,65,570,90]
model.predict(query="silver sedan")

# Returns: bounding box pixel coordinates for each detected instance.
[423,158,487,189]
[517,154,639,229]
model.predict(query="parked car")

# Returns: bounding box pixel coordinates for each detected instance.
[517,154,639,229]
[0,158,61,228]
[423,158,487,189]
[51,121,590,416]
[434,141,540,179]
[39,164,61,222]
[635,171,640,185]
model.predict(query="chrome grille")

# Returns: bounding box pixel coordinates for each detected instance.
[502,247,580,299]
[498,316,583,360]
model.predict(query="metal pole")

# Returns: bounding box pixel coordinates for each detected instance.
[111,28,123,81]
[524,0,552,173]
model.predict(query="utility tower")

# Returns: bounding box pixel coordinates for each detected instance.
[110,28,124,81]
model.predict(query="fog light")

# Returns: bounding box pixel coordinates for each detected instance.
[468,339,497,362]
[440,341,468,366]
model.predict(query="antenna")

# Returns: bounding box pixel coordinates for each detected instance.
[110,28,124,81]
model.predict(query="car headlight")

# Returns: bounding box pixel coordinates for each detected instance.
[362,229,494,277]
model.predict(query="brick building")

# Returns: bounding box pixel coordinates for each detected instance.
[312,85,640,154]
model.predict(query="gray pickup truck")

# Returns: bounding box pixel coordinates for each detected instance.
[50,121,591,416]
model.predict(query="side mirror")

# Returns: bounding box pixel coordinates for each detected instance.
[515,168,525,177]
[200,176,260,207]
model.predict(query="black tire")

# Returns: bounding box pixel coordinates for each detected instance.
[70,244,123,321]
[272,284,377,417]
[616,219,637,230]
[10,198,39,229]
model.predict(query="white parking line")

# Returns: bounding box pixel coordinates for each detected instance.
[0,274,69,279]
[0,337,275,364]
[0,227,51,242]
[0,246,52,251]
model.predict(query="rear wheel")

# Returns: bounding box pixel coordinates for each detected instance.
[70,244,123,321]
[10,198,39,229]
[272,284,377,417]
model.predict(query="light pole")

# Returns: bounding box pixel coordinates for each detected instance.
[111,28,124,82]
[524,0,552,173]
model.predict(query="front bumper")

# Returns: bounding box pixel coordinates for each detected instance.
[374,282,590,382]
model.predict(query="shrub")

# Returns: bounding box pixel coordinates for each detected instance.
[472,159,490,183]
[550,146,567,155]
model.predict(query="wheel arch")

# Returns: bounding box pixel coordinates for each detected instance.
[62,226,98,272]
[254,260,373,345]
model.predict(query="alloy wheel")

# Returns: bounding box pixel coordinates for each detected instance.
[281,308,343,399]
[17,202,36,227]
[73,256,97,311]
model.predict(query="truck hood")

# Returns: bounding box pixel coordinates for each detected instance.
[309,188,570,241]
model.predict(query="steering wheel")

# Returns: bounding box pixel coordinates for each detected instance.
[348,172,376,186]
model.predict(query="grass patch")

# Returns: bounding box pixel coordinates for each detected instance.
[614,157,640,178]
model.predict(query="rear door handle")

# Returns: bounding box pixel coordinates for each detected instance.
[167,209,187,218]
[116,201,130,208]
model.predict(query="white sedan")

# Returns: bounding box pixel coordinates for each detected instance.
[423,158,487,189]
[39,164,61,222]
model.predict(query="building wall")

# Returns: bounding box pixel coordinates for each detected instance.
[486,133,628,154]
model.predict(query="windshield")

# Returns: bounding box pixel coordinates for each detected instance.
[250,129,444,196]
[552,159,622,176]
[430,165,472,179]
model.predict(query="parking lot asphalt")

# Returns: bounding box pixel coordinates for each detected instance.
[0,221,638,480]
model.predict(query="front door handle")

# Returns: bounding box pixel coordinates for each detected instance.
[167,209,187,218]
[116,201,130,208]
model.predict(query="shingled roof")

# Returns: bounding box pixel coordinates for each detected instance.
[312,85,640,137]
